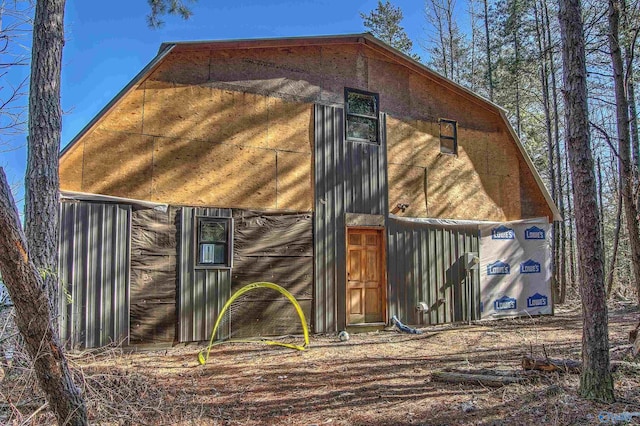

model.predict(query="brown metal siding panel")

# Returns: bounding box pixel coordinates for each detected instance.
[58,201,131,349]
[344,113,389,216]
[178,207,232,342]
[129,207,177,344]
[387,218,480,326]
[231,210,313,337]
[313,104,346,333]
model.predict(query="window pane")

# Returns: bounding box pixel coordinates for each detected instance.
[200,243,226,264]
[346,116,378,142]
[200,221,227,243]
[441,121,455,138]
[441,137,456,154]
[347,92,377,117]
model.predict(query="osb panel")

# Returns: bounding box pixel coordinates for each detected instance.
[457,128,489,176]
[276,151,312,211]
[151,137,277,208]
[484,131,520,178]
[518,154,553,219]
[95,88,144,134]
[387,116,417,166]
[318,45,362,103]
[501,174,523,220]
[266,97,313,152]
[149,50,210,85]
[81,130,154,200]
[388,164,427,217]
[208,47,323,102]
[59,143,84,192]
[413,120,439,168]
[143,85,314,152]
[367,56,411,117]
[143,85,238,143]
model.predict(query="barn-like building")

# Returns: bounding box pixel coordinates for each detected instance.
[58,34,559,348]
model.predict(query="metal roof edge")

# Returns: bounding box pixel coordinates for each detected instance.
[59,43,176,159]
[60,190,168,211]
[499,111,563,221]
[389,215,551,226]
[158,32,371,52]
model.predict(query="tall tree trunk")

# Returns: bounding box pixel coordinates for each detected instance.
[607,180,623,297]
[483,0,494,100]
[544,0,567,303]
[0,169,88,425]
[622,0,640,188]
[608,0,640,305]
[566,151,577,292]
[512,0,522,137]
[597,157,606,260]
[25,0,66,326]
[19,0,89,423]
[558,0,615,402]
[447,0,455,80]
[534,0,559,301]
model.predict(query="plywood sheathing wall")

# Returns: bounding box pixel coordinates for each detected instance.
[61,42,552,221]
[60,50,314,211]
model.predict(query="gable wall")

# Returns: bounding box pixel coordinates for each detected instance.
[60,42,551,221]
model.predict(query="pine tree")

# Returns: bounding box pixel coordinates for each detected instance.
[557,0,615,402]
[361,0,419,60]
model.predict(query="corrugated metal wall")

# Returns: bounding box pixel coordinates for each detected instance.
[314,105,389,332]
[344,114,388,215]
[58,201,131,348]
[178,207,232,342]
[387,218,480,325]
[313,104,345,333]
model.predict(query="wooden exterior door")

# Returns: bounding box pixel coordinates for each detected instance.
[346,228,385,324]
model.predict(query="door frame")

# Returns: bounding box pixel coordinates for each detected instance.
[345,226,388,325]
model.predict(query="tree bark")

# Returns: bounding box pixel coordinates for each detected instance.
[25,0,66,326]
[557,0,615,402]
[608,0,640,305]
[545,0,567,304]
[534,0,558,302]
[565,150,577,290]
[607,175,623,297]
[0,169,87,425]
[483,0,494,100]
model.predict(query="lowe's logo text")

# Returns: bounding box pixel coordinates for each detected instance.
[487,260,510,275]
[527,293,548,308]
[525,226,546,240]
[494,296,517,311]
[491,226,515,240]
[520,259,541,274]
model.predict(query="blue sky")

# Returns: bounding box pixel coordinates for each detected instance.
[2,0,466,210]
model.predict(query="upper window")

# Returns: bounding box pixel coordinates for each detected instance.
[345,88,380,143]
[196,217,232,268]
[439,119,457,155]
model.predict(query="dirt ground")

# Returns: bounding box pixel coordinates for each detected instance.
[1,303,639,425]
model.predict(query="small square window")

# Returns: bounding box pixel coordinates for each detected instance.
[196,217,232,268]
[345,88,380,143]
[439,119,457,155]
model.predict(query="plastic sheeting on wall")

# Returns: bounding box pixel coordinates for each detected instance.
[479,218,552,319]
